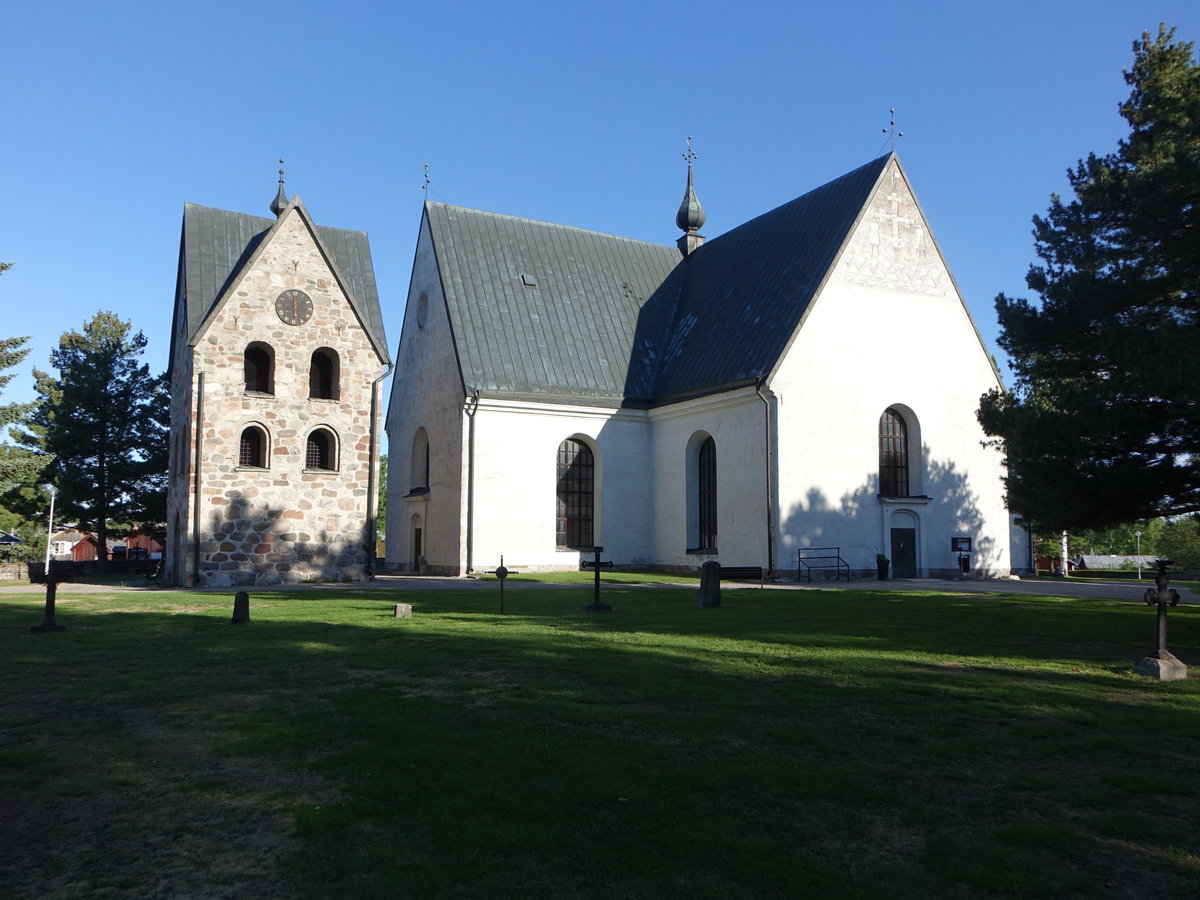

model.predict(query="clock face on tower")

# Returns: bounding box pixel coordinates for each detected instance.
[275,289,314,326]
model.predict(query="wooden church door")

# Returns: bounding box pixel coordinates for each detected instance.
[890,528,917,578]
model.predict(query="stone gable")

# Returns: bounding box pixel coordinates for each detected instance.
[167,203,385,587]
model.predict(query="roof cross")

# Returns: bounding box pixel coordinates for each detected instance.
[882,108,904,152]
[682,135,698,166]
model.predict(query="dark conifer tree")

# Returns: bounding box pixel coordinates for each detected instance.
[18,311,169,569]
[979,26,1200,530]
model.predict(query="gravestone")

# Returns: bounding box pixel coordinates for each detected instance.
[1133,560,1187,680]
[581,546,613,612]
[394,603,413,619]
[698,560,721,608]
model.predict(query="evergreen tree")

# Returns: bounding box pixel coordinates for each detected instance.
[979,26,1200,530]
[0,263,49,518]
[17,312,169,569]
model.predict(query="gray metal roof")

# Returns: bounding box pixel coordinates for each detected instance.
[425,202,683,405]
[422,154,893,407]
[178,202,388,362]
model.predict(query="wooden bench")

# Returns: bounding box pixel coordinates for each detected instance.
[719,565,764,588]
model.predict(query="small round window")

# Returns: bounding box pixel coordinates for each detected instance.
[416,292,429,328]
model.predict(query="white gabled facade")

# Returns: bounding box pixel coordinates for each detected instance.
[767,160,1018,577]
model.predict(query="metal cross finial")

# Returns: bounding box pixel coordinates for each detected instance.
[682,136,698,166]
[422,162,430,193]
[882,108,904,152]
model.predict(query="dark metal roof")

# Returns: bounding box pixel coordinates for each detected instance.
[422,154,893,406]
[425,202,683,404]
[653,154,891,402]
[178,202,388,362]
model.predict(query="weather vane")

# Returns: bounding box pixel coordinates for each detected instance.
[882,109,904,152]
[682,135,698,165]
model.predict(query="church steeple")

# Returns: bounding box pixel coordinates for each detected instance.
[676,137,706,257]
[270,159,288,217]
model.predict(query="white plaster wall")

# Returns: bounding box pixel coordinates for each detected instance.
[468,400,653,571]
[770,159,1012,576]
[648,389,769,569]
[385,214,465,573]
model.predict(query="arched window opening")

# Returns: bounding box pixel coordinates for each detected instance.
[411,427,430,490]
[309,347,339,400]
[556,438,594,549]
[239,425,268,468]
[306,428,337,472]
[879,408,909,497]
[698,436,717,552]
[244,343,274,395]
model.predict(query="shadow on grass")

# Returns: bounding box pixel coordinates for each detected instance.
[2,588,1198,897]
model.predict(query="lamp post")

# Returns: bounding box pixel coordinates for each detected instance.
[1135,531,1142,580]
[43,484,57,571]
[32,484,65,633]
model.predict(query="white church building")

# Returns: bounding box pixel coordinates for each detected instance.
[385,153,1026,579]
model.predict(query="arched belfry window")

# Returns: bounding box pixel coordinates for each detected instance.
[306,427,338,472]
[698,436,717,551]
[309,348,339,400]
[244,343,274,395]
[239,425,268,469]
[879,408,909,497]
[556,438,594,549]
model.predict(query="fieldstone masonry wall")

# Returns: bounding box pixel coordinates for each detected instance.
[167,206,384,587]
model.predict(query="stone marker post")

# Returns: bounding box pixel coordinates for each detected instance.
[231,591,250,625]
[698,560,721,608]
[30,561,66,633]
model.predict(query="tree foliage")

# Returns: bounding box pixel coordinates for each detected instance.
[17,311,169,567]
[0,263,48,515]
[979,26,1200,531]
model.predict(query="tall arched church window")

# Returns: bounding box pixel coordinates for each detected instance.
[244,343,274,395]
[306,428,338,472]
[698,436,717,552]
[411,427,430,490]
[879,408,909,497]
[309,348,339,400]
[239,425,268,469]
[556,439,594,549]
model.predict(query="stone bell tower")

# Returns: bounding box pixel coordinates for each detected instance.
[165,167,390,587]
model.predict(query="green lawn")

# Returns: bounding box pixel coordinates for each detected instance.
[2,584,1197,898]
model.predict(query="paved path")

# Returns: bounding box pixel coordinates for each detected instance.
[798,574,1196,604]
[3,573,1192,604]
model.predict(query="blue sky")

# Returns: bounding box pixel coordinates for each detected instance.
[2,1,1197,416]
